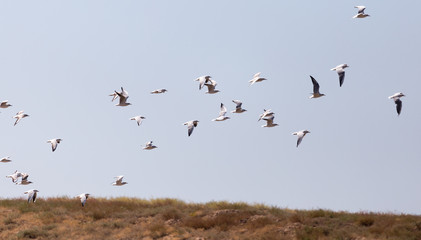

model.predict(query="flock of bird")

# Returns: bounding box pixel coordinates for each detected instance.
[1,5,407,206]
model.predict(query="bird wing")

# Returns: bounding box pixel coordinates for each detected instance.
[310,76,320,94]
[356,6,366,14]
[232,100,242,109]
[80,195,87,206]
[263,115,274,125]
[296,134,304,147]
[337,69,345,87]
[187,122,195,136]
[253,72,261,78]
[51,141,57,152]
[205,83,215,92]
[395,99,402,115]
[219,103,227,117]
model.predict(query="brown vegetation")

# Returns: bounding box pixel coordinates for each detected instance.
[0,198,420,239]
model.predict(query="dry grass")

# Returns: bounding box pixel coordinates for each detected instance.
[0,198,420,239]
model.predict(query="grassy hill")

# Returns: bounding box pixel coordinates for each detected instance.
[1,198,420,240]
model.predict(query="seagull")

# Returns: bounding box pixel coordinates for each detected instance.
[292,130,311,147]
[261,115,278,128]
[331,64,349,87]
[76,193,90,207]
[309,76,325,99]
[388,92,405,116]
[0,156,11,163]
[17,173,33,185]
[24,189,39,203]
[112,176,128,186]
[353,6,370,18]
[231,100,247,113]
[151,89,168,94]
[183,120,199,137]
[0,100,12,108]
[143,141,157,150]
[109,92,119,102]
[249,72,267,86]
[204,79,220,94]
[258,109,274,121]
[47,138,62,152]
[13,110,29,126]
[6,170,22,183]
[212,103,230,121]
[114,87,131,106]
[195,75,212,90]
[130,116,145,126]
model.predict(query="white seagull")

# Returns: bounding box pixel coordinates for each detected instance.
[262,115,278,128]
[183,120,199,137]
[24,189,39,203]
[130,116,146,126]
[249,72,267,86]
[212,103,230,121]
[331,64,349,87]
[0,156,11,163]
[292,130,311,147]
[6,170,22,183]
[76,193,90,207]
[112,176,128,186]
[353,6,370,18]
[151,89,168,94]
[47,138,62,152]
[0,100,12,108]
[309,76,325,99]
[195,75,212,90]
[204,79,220,94]
[114,87,131,106]
[143,141,157,150]
[13,110,29,126]
[231,100,247,113]
[258,109,274,121]
[388,92,405,116]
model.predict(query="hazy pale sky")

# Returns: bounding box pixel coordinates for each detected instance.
[1,1,421,214]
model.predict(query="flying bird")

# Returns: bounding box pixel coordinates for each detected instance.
[24,189,39,203]
[112,176,128,186]
[292,130,311,147]
[353,6,370,18]
[195,75,212,90]
[231,100,247,113]
[212,103,230,121]
[183,120,199,137]
[388,92,405,116]
[249,72,267,86]
[0,156,11,163]
[261,115,278,128]
[47,138,62,152]
[13,111,29,126]
[151,89,168,94]
[258,109,274,121]
[309,76,325,99]
[76,193,90,207]
[204,79,220,94]
[130,116,145,126]
[0,100,12,108]
[331,64,349,87]
[143,141,157,150]
[114,87,131,106]
[6,170,22,183]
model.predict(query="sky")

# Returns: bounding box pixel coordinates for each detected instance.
[0,1,421,214]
